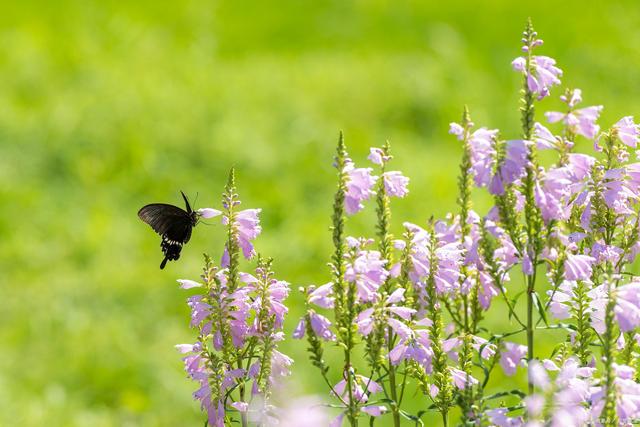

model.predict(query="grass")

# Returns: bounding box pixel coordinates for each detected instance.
[1,1,640,425]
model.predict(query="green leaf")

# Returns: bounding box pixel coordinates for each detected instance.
[482,389,526,401]
[399,409,427,425]
[511,290,524,305]
[532,291,548,326]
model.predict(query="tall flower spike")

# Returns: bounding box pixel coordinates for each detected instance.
[455,106,475,238]
[178,176,293,426]
[331,132,348,325]
[331,133,361,426]
[423,220,455,424]
[367,144,408,426]
[222,168,241,291]
[512,20,562,101]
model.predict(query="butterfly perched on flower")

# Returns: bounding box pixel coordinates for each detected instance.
[138,191,200,269]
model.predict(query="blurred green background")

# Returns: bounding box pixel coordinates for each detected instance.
[2,0,640,425]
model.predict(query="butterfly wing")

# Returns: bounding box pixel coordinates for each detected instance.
[138,204,194,268]
[138,204,190,235]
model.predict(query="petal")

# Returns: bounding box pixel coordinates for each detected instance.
[197,208,222,218]
[177,279,203,289]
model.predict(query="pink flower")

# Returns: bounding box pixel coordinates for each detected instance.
[355,307,376,336]
[567,153,596,180]
[308,282,334,309]
[198,208,223,218]
[533,122,566,150]
[478,270,500,310]
[545,89,603,139]
[591,364,640,424]
[449,122,466,139]
[277,397,331,427]
[512,55,562,100]
[178,279,203,289]
[403,221,462,296]
[230,401,249,413]
[540,155,595,224]
[587,283,609,334]
[368,147,391,165]
[485,408,523,427]
[309,312,335,341]
[344,162,377,215]
[528,360,550,391]
[613,116,639,148]
[450,123,499,188]
[361,406,387,417]
[564,254,596,281]
[602,169,636,215]
[292,317,306,339]
[472,335,497,360]
[548,281,582,320]
[534,169,572,222]
[615,281,640,332]
[271,349,293,380]
[355,290,416,336]
[179,345,247,425]
[591,242,623,265]
[626,162,640,193]
[500,140,530,186]
[525,394,545,418]
[333,375,382,404]
[450,367,479,389]
[500,342,528,376]
[522,252,534,276]
[248,279,290,329]
[388,320,433,371]
[223,208,262,259]
[383,171,409,197]
[345,250,389,302]
[489,140,530,196]
[293,311,335,341]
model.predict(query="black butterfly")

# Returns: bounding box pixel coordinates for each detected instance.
[138,191,199,269]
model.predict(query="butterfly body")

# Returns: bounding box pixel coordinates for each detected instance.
[138,192,198,269]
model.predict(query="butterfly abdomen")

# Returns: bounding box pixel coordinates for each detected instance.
[160,237,183,269]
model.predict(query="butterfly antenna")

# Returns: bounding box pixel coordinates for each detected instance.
[180,190,192,213]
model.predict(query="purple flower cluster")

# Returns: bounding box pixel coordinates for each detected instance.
[343,148,409,215]
[170,20,640,427]
[545,89,603,139]
[492,358,640,427]
[176,179,293,426]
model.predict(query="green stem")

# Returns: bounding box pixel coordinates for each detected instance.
[602,279,619,426]
[345,354,358,426]
[372,143,401,427]
[442,411,449,427]
[387,326,401,427]
[239,370,248,427]
[521,20,542,395]
[345,277,358,426]
[332,133,358,426]
[526,275,535,394]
